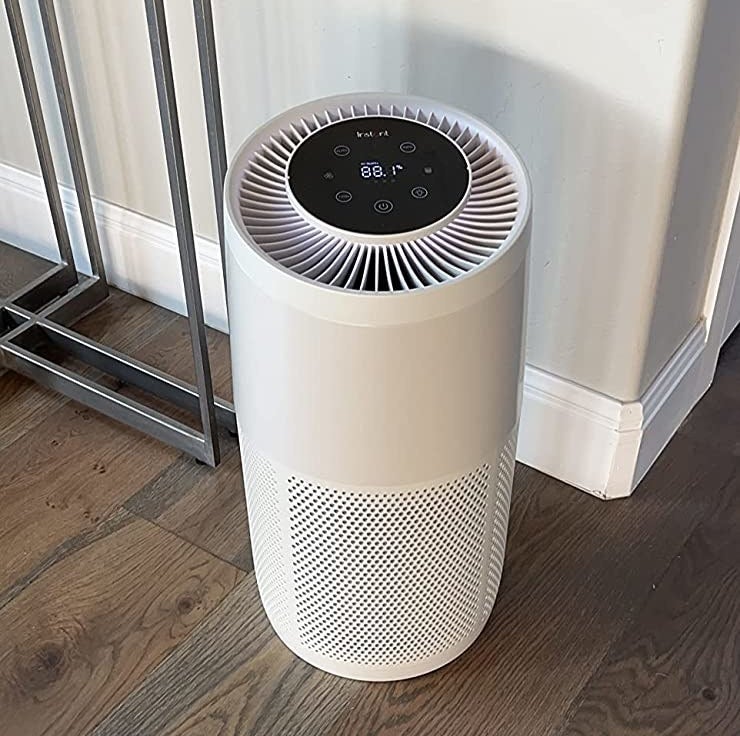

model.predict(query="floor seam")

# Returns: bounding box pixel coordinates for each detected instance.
[550,515,705,736]
[83,573,256,736]
[126,506,252,575]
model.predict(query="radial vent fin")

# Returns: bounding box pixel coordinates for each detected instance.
[238,105,521,293]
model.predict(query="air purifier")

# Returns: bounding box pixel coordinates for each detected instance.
[225,93,531,681]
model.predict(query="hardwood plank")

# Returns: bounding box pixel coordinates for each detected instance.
[0,289,178,452]
[3,287,736,736]
[90,575,357,736]
[559,517,740,736]
[0,506,132,611]
[718,327,739,372]
[677,368,740,458]
[59,296,238,570]
[0,511,243,736]
[92,432,736,736]
[677,328,740,458]
[120,315,232,400]
[114,308,242,567]
[0,401,179,597]
[70,288,180,350]
[320,435,737,736]
[125,436,251,571]
[1,290,233,593]
[32,290,241,571]
[0,243,52,297]
[0,374,59,452]
[75,313,233,432]
[2,281,229,453]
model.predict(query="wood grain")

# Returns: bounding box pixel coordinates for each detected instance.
[0,506,133,611]
[125,436,251,570]
[0,511,243,736]
[1,288,233,592]
[90,576,358,736]
[111,302,243,567]
[1,285,738,736]
[78,310,234,434]
[0,288,178,452]
[0,243,51,297]
[560,517,740,736]
[678,330,740,458]
[0,400,181,596]
[119,314,233,399]
[322,435,738,736]
[92,431,738,736]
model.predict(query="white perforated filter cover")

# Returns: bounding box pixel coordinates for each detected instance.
[241,434,516,680]
[225,93,531,681]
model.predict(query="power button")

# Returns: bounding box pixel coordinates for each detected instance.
[373,199,394,214]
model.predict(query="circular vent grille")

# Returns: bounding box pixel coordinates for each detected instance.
[238,103,521,293]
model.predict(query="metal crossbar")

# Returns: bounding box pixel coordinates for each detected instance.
[0,0,235,466]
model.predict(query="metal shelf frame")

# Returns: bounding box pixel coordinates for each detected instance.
[0,0,234,466]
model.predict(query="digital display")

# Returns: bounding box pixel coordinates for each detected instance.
[359,161,404,180]
[287,116,470,236]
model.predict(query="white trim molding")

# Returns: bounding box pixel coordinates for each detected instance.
[518,321,707,499]
[0,162,229,332]
[0,162,723,499]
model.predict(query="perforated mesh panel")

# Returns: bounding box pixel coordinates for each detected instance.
[483,434,517,618]
[242,446,290,629]
[287,466,490,667]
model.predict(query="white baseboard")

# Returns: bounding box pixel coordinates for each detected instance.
[519,322,708,499]
[633,323,708,489]
[518,367,635,499]
[0,162,709,499]
[0,162,228,332]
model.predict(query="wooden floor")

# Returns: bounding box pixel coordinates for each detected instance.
[1,245,739,736]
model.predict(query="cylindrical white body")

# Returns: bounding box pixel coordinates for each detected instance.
[225,94,531,680]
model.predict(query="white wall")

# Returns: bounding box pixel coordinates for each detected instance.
[644,0,740,388]
[4,0,735,494]
[0,0,217,238]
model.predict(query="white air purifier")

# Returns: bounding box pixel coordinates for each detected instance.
[225,93,531,681]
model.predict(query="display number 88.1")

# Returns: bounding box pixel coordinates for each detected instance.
[360,164,384,179]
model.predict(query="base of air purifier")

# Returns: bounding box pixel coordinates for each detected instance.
[263,608,494,682]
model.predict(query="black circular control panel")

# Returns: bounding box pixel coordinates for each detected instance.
[287,117,470,236]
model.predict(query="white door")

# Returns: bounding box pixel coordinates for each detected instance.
[722,255,740,343]
[699,143,740,382]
